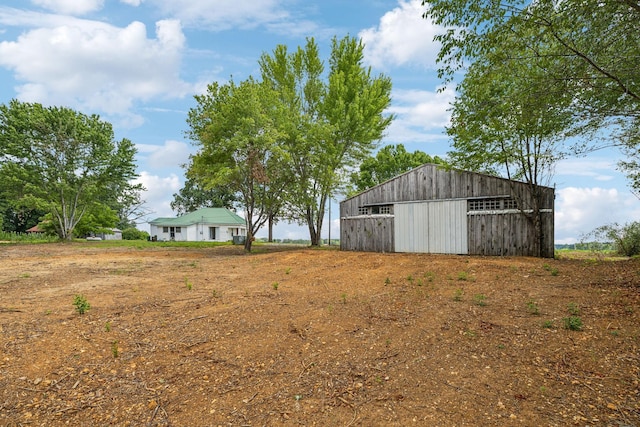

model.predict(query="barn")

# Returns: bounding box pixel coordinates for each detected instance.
[340,164,554,257]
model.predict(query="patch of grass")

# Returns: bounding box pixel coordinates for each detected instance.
[384,277,391,285]
[567,302,580,315]
[406,274,414,283]
[184,277,193,290]
[473,294,487,306]
[424,272,435,282]
[563,316,583,331]
[19,273,31,278]
[453,288,464,301]
[542,320,554,329]
[341,293,347,304]
[212,290,220,298]
[526,300,540,315]
[457,271,468,281]
[543,263,559,276]
[272,282,279,291]
[105,321,111,332]
[73,294,91,315]
[111,340,119,358]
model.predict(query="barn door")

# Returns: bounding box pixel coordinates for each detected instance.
[394,200,468,254]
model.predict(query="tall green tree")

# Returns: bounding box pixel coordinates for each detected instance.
[170,177,237,215]
[259,38,327,244]
[422,0,640,150]
[186,78,290,251]
[260,36,393,245]
[349,144,448,195]
[0,100,140,240]
[446,25,574,257]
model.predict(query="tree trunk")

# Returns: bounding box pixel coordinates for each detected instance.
[268,214,274,243]
[244,229,253,252]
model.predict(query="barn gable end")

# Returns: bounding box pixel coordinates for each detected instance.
[340,164,554,257]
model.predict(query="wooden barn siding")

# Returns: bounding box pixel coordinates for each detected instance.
[340,164,555,256]
[340,216,394,253]
[340,165,554,218]
[468,211,554,256]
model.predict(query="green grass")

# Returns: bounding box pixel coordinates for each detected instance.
[0,231,59,243]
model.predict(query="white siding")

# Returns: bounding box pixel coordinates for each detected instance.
[394,200,468,254]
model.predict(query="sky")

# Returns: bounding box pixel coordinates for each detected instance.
[0,0,638,244]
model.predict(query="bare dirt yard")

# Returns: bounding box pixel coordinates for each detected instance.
[0,242,638,426]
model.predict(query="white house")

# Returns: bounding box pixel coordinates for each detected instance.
[148,208,247,242]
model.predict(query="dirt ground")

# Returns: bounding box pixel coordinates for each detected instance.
[0,243,638,426]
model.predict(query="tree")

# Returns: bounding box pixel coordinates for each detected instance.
[170,177,237,215]
[348,144,448,195]
[446,25,574,257]
[186,78,290,252]
[422,0,640,150]
[0,100,140,240]
[259,38,326,244]
[260,36,393,245]
[584,222,640,257]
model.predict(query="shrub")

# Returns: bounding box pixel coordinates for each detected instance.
[122,227,150,240]
[584,221,640,256]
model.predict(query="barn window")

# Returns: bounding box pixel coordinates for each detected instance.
[503,198,518,209]
[468,198,518,211]
[358,205,392,215]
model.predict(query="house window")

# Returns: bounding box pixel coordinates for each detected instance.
[162,226,168,233]
[175,227,181,233]
[209,227,216,240]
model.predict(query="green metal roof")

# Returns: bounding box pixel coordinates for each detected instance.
[149,208,246,227]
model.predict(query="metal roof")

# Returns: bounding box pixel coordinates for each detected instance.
[149,208,246,227]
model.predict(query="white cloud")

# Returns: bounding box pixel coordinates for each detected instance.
[31,0,104,15]
[385,87,454,144]
[0,13,192,122]
[555,158,616,182]
[359,0,441,69]
[147,0,289,30]
[135,171,182,224]
[555,187,640,243]
[142,140,192,168]
[120,0,143,6]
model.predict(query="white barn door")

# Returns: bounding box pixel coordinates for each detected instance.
[394,200,468,254]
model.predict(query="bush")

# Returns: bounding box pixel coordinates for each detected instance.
[122,227,150,240]
[583,222,640,257]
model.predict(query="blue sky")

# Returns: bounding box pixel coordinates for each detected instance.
[0,0,638,243]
